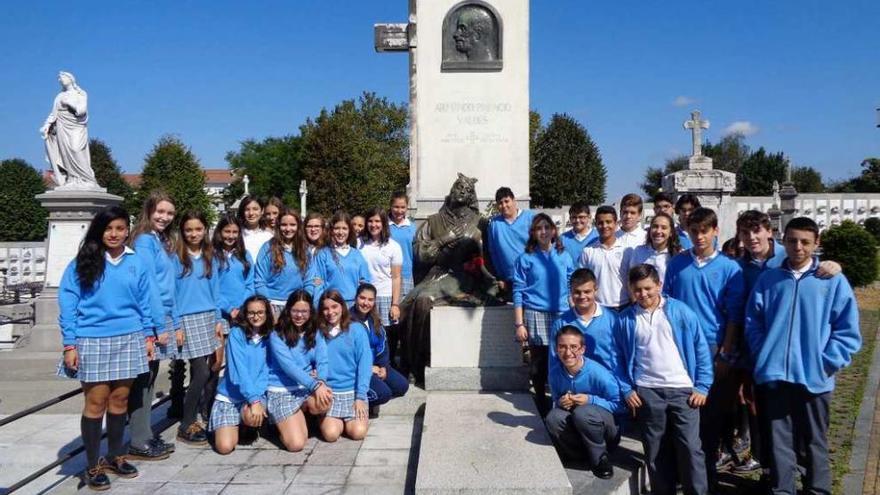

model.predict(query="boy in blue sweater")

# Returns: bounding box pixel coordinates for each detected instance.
[673,194,701,251]
[561,201,598,265]
[487,187,534,299]
[745,217,861,495]
[619,264,712,495]
[663,207,745,485]
[546,326,622,480]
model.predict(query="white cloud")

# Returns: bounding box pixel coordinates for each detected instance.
[673,96,696,107]
[723,121,759,137]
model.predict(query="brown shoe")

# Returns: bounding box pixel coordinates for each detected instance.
[84,464,111,491]
[177,422,208,446]
[102,456,139,479]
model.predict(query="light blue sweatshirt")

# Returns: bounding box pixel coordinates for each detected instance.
[616,297,714,396]
[676,225,693,250]
[561,228,598,265]
[488,209,535,281]
[216,326,268,405]
[745,257,861,394]
[133,232,178,331]
[549,307,619,372]
[172,254,221,321]
[390,220,416,279]
[267,330,328,392]
[663,250,746,346]
[312,247,372,303]
[254,241,314,302]
[549,357,625,414]
[217,251,255,317]
[59,249,158,346]
[512,248,574,312]
[324,322,373,401]
[739,240,786,295]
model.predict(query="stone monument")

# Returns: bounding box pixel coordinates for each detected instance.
[663,110,737,239]
[24,72,122,350]
[376,0,529,218]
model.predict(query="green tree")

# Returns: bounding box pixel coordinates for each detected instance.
[138,136,215,221]
[791,166,825,193]
[0,159,47,241]
[735,147,789,196]
[821,220,878,287]
[829,157,880,193]
[863,217,880,244]
[529,110,543,175]
[531,113,606,207]
[299,92,408,215]
[703,133,750,174]
[640,155,688,197]
[89,139,137,212]
[224,135,303,208]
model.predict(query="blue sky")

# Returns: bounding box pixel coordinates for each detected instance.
[1,1,878,201]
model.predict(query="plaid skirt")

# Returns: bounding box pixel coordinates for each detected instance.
[55,332,149,383]
[178,311,220,360]
[208,399,245,431]
[267,389,308,424]
[524,309,561,347]
[218,317,231,336]
[376,295,394,327]
[327,390,356,420]
[152,314,177,361]
[401,276,414,300]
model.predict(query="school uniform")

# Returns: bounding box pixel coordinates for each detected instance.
[354,313,409,406]
[676,225,693,250]
[133,232,177,358]
[625,244,672,285]
[57,247,154,382]
[242,228,273,265]
[254,242,315,315]
[579,238,630,308]
[615,227,645,250]
[217,251,255,334]
[561,228,598,265]
[545,356,623,465]
[548,305,619,373]
[266,330,328,424]
[745,257,861,495]
[311,246,372,304]
[512,248,575,346]
[487,209,535,284]
[617,297,713,495]
[738,240,786,295]
[208,327,268,431]
[389,218,416,297]
[172,254,222,360]
[324,323,373,420]
[359,238,404,326]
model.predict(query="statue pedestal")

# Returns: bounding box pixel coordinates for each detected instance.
[663,168,737,240]
[21,190,122,350]
[425,305,528,391]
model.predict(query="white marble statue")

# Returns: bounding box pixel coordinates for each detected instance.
[40,71,98,190]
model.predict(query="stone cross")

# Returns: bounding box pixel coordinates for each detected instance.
[242,174,250,196]
[684,110,710,158]
[299,179,308,218]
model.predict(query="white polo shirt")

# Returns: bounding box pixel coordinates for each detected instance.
[360,238,403,297]
[579,239,629,307]
[616,227,645,249]
[633,297,693,389]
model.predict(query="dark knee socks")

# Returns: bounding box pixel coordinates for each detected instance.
[81,416,103,469]
[106,412,127,458]
[182,357,210,429]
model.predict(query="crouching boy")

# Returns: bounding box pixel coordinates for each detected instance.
[745,217,861,495]
[617,264,713,495]
[545,325,623,479]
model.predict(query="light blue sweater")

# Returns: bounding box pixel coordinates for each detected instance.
[216,326,268,405]
[561,229,598,265]
[59,250,158,346]
[133,232,178,331]
[739,241,786,295]
[549,307,619,372]
[312,247,372,303]
[172,254,221,321]
[663,250,746,346]
[324,322,373,401]
[266,330,327,392]
[217,251,255,317]
[548,357,625,414]
[745,257,861,394]
[254,241,314,302]
[488,209,535,281]
[512,248,574,312]
[390,220,416,279]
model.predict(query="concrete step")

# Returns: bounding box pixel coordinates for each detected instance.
[563,434,647,495]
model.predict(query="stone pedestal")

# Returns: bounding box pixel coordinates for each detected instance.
[425,305,529,391]
[21,190,123,350]
[663,168,737,240]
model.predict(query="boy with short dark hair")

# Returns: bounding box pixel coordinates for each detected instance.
[546,326,622,480]
[745,217,861,495]
[579,206,630,309]
[652,192,675,218]
[487,187,534,296]
[674,194,701,250]
[617,193,645,249]
[562,201,598,264]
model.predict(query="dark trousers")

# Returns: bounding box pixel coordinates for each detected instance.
[637,387,707,495]
[368,366,410,406]
[757,382,831,495]
[700,369,739,481]
[528,345,550,415]
[128,360,160,449]
[545,404,619,466]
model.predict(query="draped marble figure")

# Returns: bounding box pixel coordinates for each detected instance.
[40,71,98,189]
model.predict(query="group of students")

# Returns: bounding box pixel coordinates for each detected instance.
[489,187,861,494]
[56,191,414,491]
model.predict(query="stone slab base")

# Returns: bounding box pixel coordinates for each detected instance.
[424,366,528,391]
[415,392,571,495]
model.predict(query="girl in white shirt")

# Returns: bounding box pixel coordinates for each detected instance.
[238,196,273,263]
[625,212,682,283]
[358,208,403,326]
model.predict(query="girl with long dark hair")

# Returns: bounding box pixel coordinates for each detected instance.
[212,213,255,334]
[57,206,154,490]
[624,212,682,283]
[312,211,372,305]
[254,209,314,317]
[238,196,273,262]
[359,208,403,327]
[304,211,327,257]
